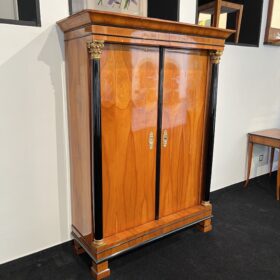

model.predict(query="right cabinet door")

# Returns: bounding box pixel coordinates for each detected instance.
[159,49,209,218]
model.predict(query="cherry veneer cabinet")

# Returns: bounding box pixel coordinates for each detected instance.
[58,10,233,279]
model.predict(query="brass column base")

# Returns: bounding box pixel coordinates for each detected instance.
[93,239,105,247]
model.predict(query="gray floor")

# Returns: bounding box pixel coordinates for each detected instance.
[1,173,280,280]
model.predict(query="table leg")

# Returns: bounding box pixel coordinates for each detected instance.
[235,7,243,43]
[213,0,222,27]
[244,142,253,187]
[270,147,275,176]
[277,159,280,201]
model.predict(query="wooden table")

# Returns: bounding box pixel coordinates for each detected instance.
[245,129,280,200]
[197,0,243,43]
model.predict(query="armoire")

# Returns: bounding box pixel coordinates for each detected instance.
[58,10,233,279]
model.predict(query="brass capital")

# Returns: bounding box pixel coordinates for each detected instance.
[87,40,105,60]
[209,50,223,64]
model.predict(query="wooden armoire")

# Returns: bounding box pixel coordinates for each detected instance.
[58,10,233,279]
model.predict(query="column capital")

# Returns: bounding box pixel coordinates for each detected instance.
[209,50,223,64]
[87,40,105,60]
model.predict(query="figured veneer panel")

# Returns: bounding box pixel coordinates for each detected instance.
[159,49,209,218]
[100,44,159,237]
[65,36,93,237]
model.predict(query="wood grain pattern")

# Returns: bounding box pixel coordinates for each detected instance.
[64,25,226,51]
[74,25,226,51]
[65,35,93,238]
[91,261,110,280]
[84,25,224,46]
[95,205,212,260]
[57,10,234,39]
[58,10,229,276]
[100,44,159,237]
[249,129,280,140]
[72,204,212,262]
[88,34,224,51]
[249,135,280,149]
[159,49,209,217]
[196,218,212,233]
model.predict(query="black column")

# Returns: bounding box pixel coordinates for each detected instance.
[88,41,104,242]
[155,47,165,220]
[203,51,222,203]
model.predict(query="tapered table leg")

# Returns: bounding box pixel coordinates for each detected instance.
[234,6,243,43]
[270,147,275,176]
[244,141,253,187]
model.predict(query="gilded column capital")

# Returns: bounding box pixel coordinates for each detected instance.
[209,50,223,64]
[87,40,105,60]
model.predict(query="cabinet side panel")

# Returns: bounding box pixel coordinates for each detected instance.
[160,49,209,218]
[101,44,159,237]
[66,37,93,237]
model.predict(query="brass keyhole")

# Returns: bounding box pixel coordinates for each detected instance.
[149,131,154,150]
[162,130,168,148]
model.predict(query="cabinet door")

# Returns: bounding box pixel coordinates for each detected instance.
[100,44,159,237]
[159,49,209,218]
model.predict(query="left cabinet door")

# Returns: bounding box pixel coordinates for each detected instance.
[100,44,159,238]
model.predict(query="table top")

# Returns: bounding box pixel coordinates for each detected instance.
[249,129,280,140]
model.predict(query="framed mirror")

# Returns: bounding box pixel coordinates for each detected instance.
[265,0,280,44]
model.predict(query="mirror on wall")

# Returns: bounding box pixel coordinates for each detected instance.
[265,0,280,44]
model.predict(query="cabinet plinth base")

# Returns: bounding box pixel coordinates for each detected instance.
[196,218,212,233]
[73,240,85,255]
[91,261,110,280]
[72,204,212,263]
[72,205,212,278]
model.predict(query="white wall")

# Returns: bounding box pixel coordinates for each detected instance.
[180,0,197,24]
[180,0,280,191]
[0,0,70,264]
[1,0,280,264]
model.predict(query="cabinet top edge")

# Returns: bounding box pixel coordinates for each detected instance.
[57,9,234,40]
